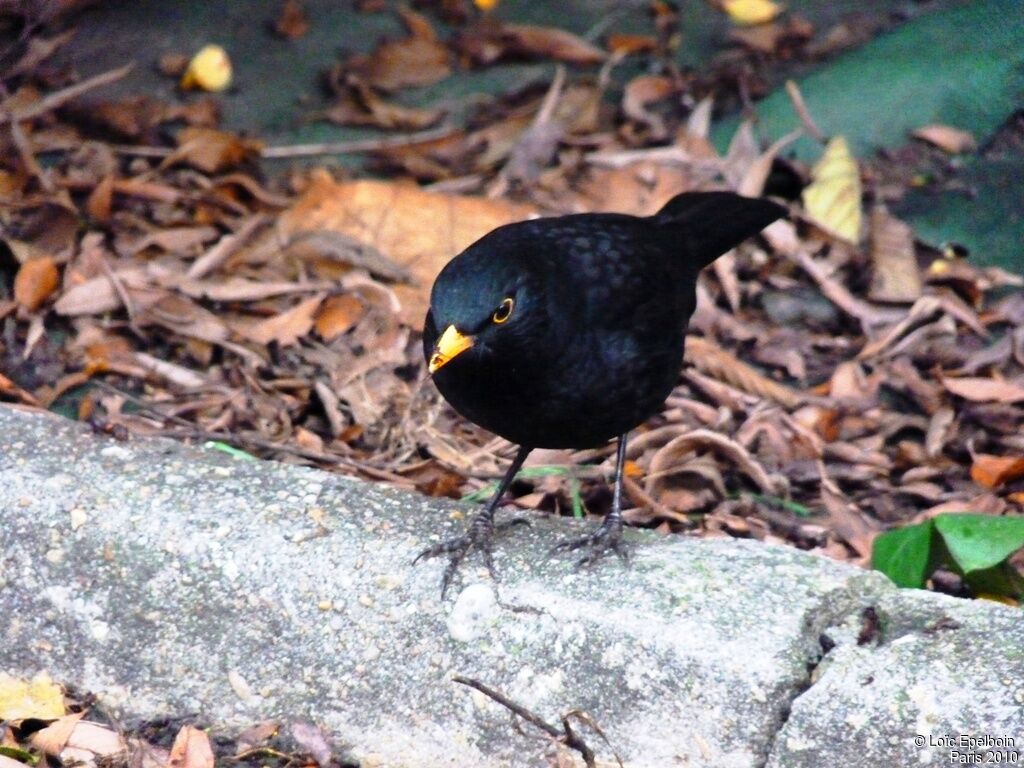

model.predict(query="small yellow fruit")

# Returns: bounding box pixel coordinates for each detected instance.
[722,0,783,26]
[180,44,232,92]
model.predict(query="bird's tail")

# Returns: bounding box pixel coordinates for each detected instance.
[652,191,786,272]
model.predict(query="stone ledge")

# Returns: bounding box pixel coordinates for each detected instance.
[0,405,1019,767]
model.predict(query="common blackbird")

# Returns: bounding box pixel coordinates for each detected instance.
[416,191,786,594]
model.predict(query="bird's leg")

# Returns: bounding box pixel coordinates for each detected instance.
[551,434,630,567]
[414,445,533,597]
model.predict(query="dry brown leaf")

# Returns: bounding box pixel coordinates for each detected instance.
[55,267,155,316]
[736,129,801,197]
[236,294,325,346]
[290,722,332,768]
[282,229,411,282]
[916,493,1007,522]
[729,13,813,53]
[729,22,786,53]
[971,454,1024,489]
[30,712,86,756]
[125,226,220,256]
[143,294,230,344]
[820,475,876,561]
[911,124,976,154]
[277,172,533,326]
[868,207,921,303]
[502,24,607,63]
[235,722,280,755]
[173,277,331,303]
[129,740,172,768]
[605,33,657,55]
[168,726,214,768]
[86,174,114,222]
[829,360,874,400]
[351,7,451,91]
[856,296,942,361]
[925,406,955,458]
[647,428,781,496]
[167,128,263,174]
[577,161,693,217]
[622,75,676,139]
[321,80,445,131]
[315,294,366,340]
[687,336,803,407]
[294,426,324,451]
[64,721,126,757]
[158,52,189,77]
[460,20,606,65]
[14,256,59,311]
[0,371,40,405]
[274,0,309,39]
[942,376,1024,404]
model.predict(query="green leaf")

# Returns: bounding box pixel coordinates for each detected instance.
[0,747,37,765]
[871,520,934,588]
[204,441,257,460]
[745,492,813,518]
[569,476,585,519]
[961,563,1024,602]
[933,514,1024,574]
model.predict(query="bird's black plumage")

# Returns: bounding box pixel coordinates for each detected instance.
[417,191,786,594]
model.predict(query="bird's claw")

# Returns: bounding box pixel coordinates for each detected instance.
[550,521,629,569]
[415,515,528,597]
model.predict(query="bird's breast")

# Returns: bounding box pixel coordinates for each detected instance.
[432,326,684,449]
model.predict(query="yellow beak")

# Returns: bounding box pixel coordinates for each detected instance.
[428,324,474,374]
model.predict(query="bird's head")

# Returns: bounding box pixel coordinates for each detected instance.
[423,231,550,377]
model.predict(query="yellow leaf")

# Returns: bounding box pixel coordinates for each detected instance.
[722,0,783,26]
[180,45,232,92]
[802,136,862,244]
[0,672,66,720]
[975,593,1019,607]
[474,0,499,10]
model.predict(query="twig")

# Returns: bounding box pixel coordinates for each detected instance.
[452,676,622,768]
[784,80,826,144]
[686,336,805,408]
[792,248,902,332]
[109,144,174,158]
[0,63,133,125]
[96,251,139,329]
[587,144,722,172]
[259,125,459,158]
[89,380,412,483]
[112,126,460,161]
[8,116,55,193]
[187,214,269,279]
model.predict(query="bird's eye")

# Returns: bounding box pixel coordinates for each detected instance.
[492,297,514,324]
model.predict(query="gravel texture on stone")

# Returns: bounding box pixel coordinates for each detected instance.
[1,405,1020,767]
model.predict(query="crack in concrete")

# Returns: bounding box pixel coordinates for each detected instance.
[755,585,887,768]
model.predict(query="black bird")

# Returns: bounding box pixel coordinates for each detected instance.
[416,192,785,594]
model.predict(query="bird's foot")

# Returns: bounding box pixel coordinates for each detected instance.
[414,516,529,597]
[550,518,629,569]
